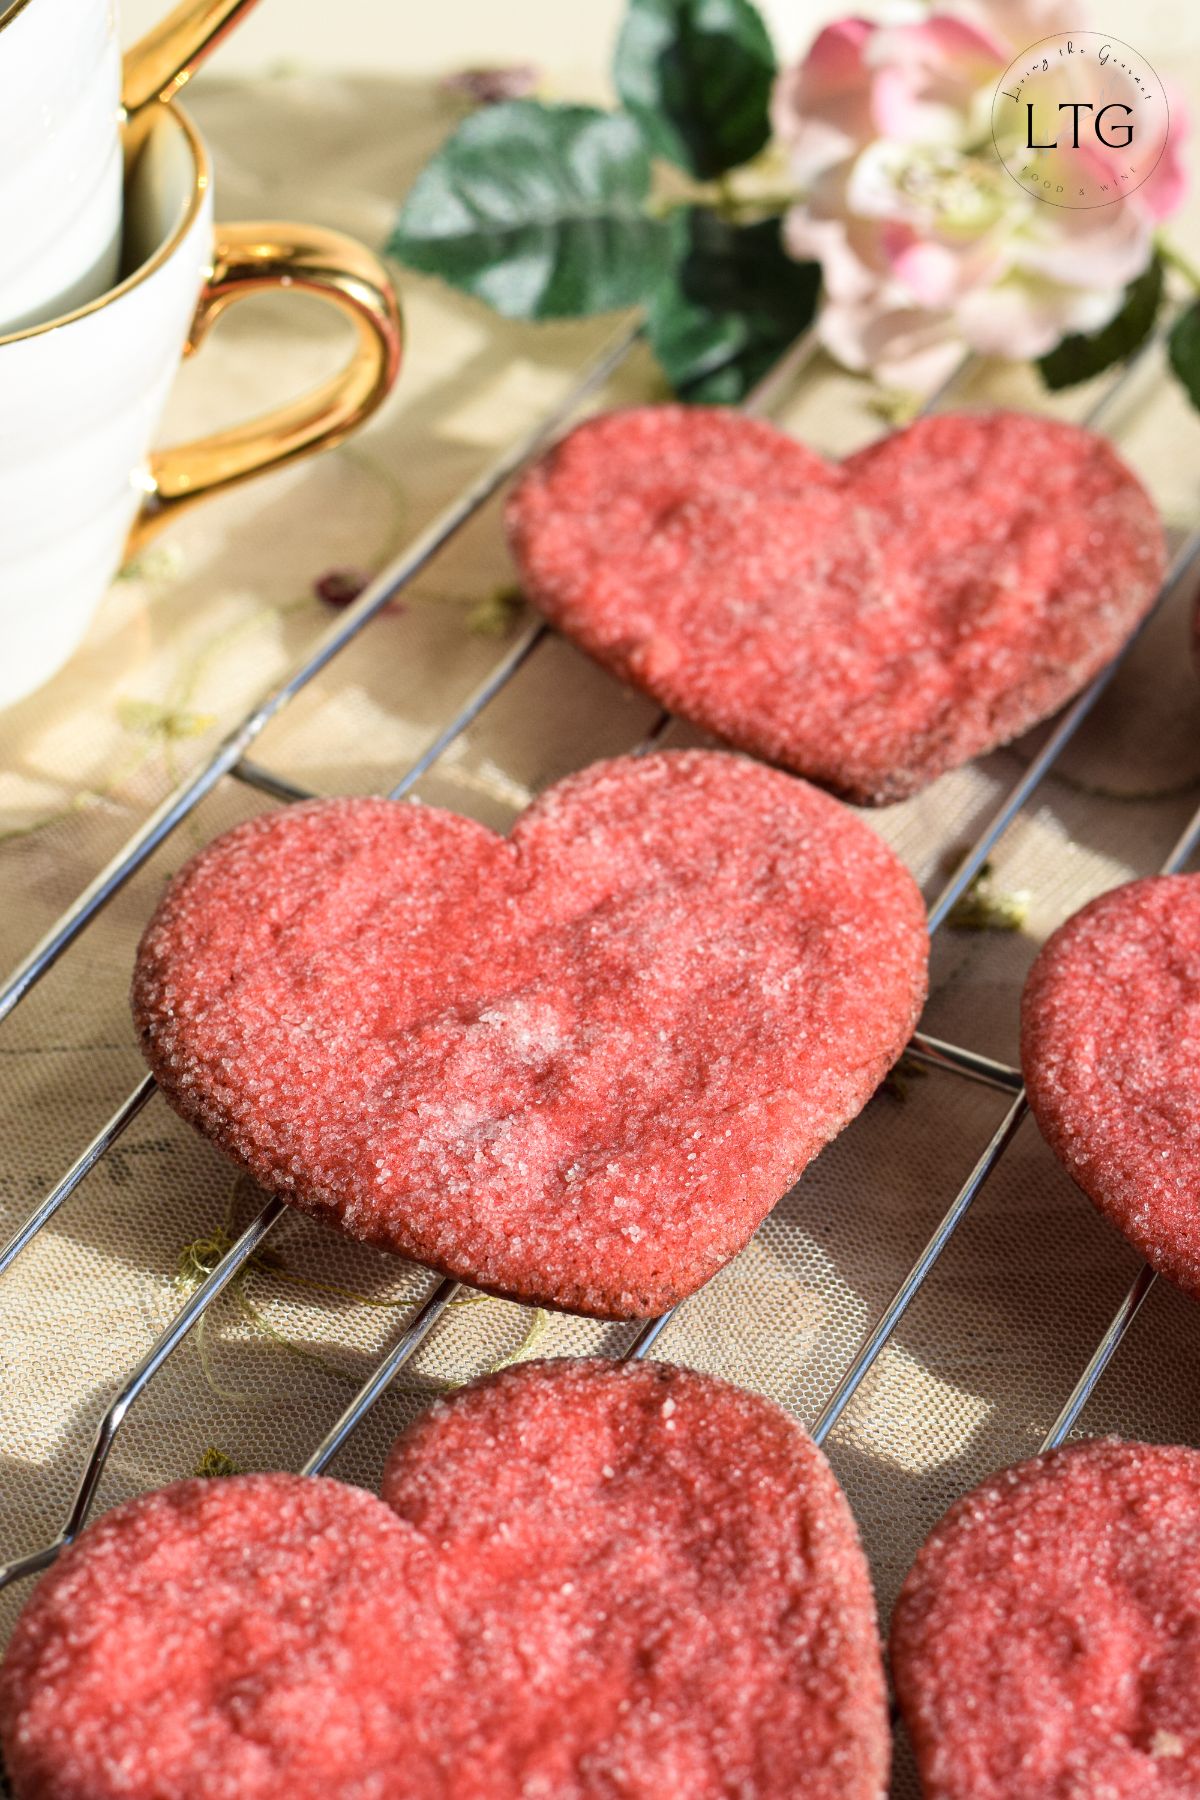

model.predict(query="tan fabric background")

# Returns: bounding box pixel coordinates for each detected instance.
[3,14,1200,1795]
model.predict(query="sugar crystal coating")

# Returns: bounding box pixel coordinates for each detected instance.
[1022,874,1200,1299]
[132,750,928,1317]
[505,406,1166,804]
[380,1356,890,1797]
[892,1438,1200,1798]
[0,1364,889,1798]
[0,1475,447,1799]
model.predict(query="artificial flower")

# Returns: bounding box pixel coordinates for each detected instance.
[773,3,1188,388]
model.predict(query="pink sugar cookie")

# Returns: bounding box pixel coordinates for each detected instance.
[0,1475,443,1800]
[0,1362,889,1798]
[506,406,1165,804]
[1022,874,1200,1299]
[132,750,927,1317]
[381,1357,890,1799]
[893,1438,1200,1799]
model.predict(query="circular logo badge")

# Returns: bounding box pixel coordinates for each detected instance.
[992,32,1169,208]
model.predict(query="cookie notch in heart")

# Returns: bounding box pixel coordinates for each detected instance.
[0,1360,891,1799]
[132,750,928,1318]
[506,407,1166,805]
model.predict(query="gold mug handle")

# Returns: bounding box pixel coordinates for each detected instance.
[122,0,262,112]
[125,222,403,558]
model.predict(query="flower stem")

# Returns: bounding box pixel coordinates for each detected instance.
[1158,234,1200,293]
[649,181,800,224]
[712,188,799,221]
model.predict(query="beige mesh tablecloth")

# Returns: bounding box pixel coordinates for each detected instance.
[3,71,1200,1798]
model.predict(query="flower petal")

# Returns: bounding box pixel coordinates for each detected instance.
[1137,89,1190,222]
[783,202,886,304]
[956,275,1123,357]
[884,227,1009,305]
[1014,199,1152,290]
[818,294,966,389]
[771,19,876,184]
[867,17,1006,145]
[950,0,1079,48]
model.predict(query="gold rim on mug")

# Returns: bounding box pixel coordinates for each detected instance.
[0,102,209,349]
[3,95,404,553]
[0,0,37,34]
[1,0,260,109]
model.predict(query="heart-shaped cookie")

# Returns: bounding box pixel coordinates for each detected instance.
[1,1361,889,1799]
[0,1474,441,1800]
[892,1438,1200,1799]
[1022,874,1200,1300]
[380,1359,889,1798]
[132,751,927,1317]
[506,408,1166,804]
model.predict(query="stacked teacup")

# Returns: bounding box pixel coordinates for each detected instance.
[0,0,402,707]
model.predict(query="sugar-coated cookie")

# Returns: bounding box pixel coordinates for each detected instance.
[506,407,1165,803]
[133,751,927,1317]
[1022,874,1200,1299]
[893,1438,1200,1798]
[382,1357,890,1799]
[0,1475,437,1800]
[1,1363,890,1799]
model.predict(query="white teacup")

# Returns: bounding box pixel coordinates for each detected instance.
[0,101,403,708]
[0,0,258,334]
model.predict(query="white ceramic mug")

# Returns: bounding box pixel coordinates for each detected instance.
[0,100,403,708]
[0,0,258,333]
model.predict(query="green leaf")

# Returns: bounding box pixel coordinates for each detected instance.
[387,101,671,319]
[647,208,819,403]
[1169,297,1200,412]
[1038,255,1164,390]
[614,0,776,180]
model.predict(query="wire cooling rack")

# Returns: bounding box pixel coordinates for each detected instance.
[1,311,1199,1643]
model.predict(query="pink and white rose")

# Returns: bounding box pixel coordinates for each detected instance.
[772,2,1188,389]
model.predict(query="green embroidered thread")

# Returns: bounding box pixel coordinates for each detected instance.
[176,1181,552,1402]
[193,1446,242,1478]
[0,440,499,857]
[127,595,314,799]
[175,1220,240,1291]
[173,1215,263,1404]
[469,1302,550,1374]
[945,859,1030,933]
[866,388,924,428]
[173,1195,391,1396]
[116,699,218,742]
[115,543,187,584]
[467,585,524,636]
[0,790,105,847]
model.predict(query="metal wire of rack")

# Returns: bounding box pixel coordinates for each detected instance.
[1,310,1198,1598]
